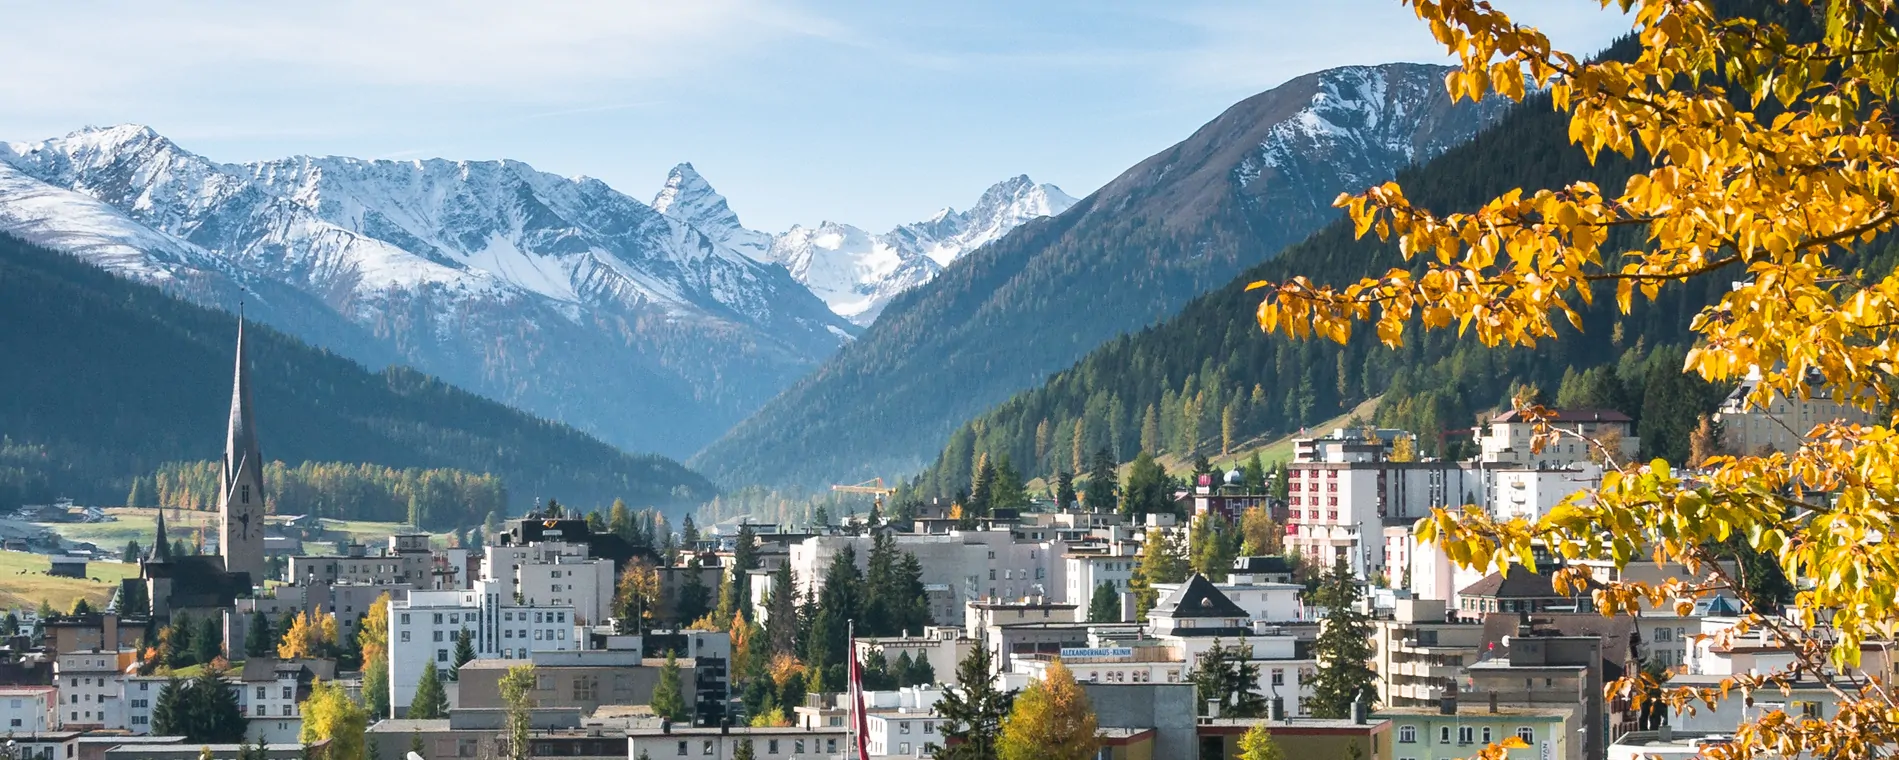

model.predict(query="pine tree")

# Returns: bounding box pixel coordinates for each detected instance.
[724,525,759,622]
[676,557,712,626]
[193,615,221,664]
[968,453,996,516]
[1087,582,1121,623]
[1082,448,1116,512]
[764,561,800,656]
[936,643,1013,760]
[451,628,476,681]
[804,546,864,691]
[245,610,273,658]
[680,515,699,546]
[1192,638,1267,717]
[409,661,449,719]
[1054,471,1077,511]
[906,653,935,687]
[1308,557,1376,718]
[996,659,1098,760]
[650,653,688,722]
[123,540,142,563]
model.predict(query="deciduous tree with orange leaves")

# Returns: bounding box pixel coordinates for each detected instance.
[1249,2,1899,759]
[996,658,1098,760]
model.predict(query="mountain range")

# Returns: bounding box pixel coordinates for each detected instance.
[0,129,1067,458]
[691,62,1517,488]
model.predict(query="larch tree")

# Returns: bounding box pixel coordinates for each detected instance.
[499,664,537,760]
[996,659,1099,760]
[1238,725,1286,760]
[1249,2,1899,758]
[300,680,366,760]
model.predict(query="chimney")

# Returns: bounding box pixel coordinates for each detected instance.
[1206,700,1222,719]
[1269,697,1284,722]
[660,720,672,734]
[1489,690,1498,714]
[721,721,730,735]
[1351,696,1368,725]
[1440,693,1457,716]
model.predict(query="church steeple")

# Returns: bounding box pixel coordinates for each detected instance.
[219,311,266,584]
[150,510,171,563]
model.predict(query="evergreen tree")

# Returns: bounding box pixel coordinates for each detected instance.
[153,666,246,743]
[732,740,755,760]
[245,610,273,658]
[996,659,1098,760]
[935,643,1013,760]
[164,611,195,668]
[906,653,935,687]
[409,661,449,719]
[675,557,712,626]
[191,614,221,664]
[1308,558,1377,718]
[650,653,689,722]
[1087,582,1121,623]
[1120,452,1171,518]
[804,545,863,691]
[1054,471,1077,511]
[991,456,1029,511]
[70,598,92,616]
[1082,448,1117,512]
[764,561,800,656]
[150,677,186,736]
[1238,725,1287,760]
[968,453,996,516]
[1192,638,1267,717]
[724,525,759,621]
[680,515,699,546]
[123,540,141,563]
[451,628,476,681]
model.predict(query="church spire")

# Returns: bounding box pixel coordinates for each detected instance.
[219,309,266,584]
[151,510,171,563]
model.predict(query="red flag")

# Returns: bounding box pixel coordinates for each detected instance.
[849,626,869,760]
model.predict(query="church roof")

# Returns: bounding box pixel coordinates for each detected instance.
[145,555,250,609]
[221,316,265,509]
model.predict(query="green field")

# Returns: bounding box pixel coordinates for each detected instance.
[38,508,420,556]
[0,549,138,613]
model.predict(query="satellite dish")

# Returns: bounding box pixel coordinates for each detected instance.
[409,753,426,760]
[1501,635,1512,649]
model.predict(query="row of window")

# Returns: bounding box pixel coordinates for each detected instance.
[400,610,571,626]
[1396,725,1535,745]
[673,738,840,756]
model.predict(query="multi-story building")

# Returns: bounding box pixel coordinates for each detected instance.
[1369,599,1483,708]
[854,628,971,689]
[0,686,58,733]
[1480,409,1637,468]
[1189,470,1283,523]
[1716,368,1881,455]
[1381,702,1575,760]
[1454,566,1597,622]
[286,534,435,588]
[1062,550,1138,619]
[865,709,945,758]
[1486,464,1604,521]
[386,584,578,713]
[457,652,692,714]
[790,531,1066,624]
[53,649,133,729]
[483,541,615,626]
[626,725,850,760]
[1287,458,1480,580]
[236,659,332,743]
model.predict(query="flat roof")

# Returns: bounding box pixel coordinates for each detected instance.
[1377,706,1572,718]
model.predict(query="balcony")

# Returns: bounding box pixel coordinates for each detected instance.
[1390,660,1462,679]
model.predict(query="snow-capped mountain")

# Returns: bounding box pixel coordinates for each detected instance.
[0,125,858,458]
[652,165,1075,325]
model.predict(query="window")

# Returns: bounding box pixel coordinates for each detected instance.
[438,649,449,662]
[1459,727,1475,745]
[827,740,838,754]
[794,741,805,754]
[1271,669,1284,686]
[1516,727,1535,744]
[702,740,714,756]
[401,631,412,642]
[282,686,293,699]
[899,744,911,755]
[1440,728,1452,744]
[901,722,912,735]
[767,741,778,754]
[677,741,688,756]
[282,705,292,716]
[434,613,444,624]
[256,687,267,699]
[434,630,445,642]
[1399,726,1417,744]
[924,722,935,734]
[1482,727,1493,744]
[401,614,411,624]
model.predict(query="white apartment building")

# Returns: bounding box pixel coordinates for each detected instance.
[387,583,578,712]
[789,531,1067,624]
[54,650,130,729]
[1486,464,1603,521]
[1480,409,1637,467]
[866,710,944,758]
[1149,580,1305,623]
[483,541,615,626]
[0,686,57,733]
[1062,551,1138,615]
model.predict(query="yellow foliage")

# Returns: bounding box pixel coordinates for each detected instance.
[299,680,365,760]
[997,659,1098,760]
[1248,3,1899,759]
[360,592,391,665]
[768,653,805,690]
[1238,725,1285,760]
[748,707,789,728]
[686,613,723,632]
[277,610,322,660]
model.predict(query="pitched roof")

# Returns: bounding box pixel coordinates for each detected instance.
[1491,408,1632,424]
[1458,565,1598,599]
[1154,574,1248,620]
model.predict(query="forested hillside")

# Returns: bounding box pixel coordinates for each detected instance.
[905,2,1884,497]
[0,233,715,514]
[130,461,508,532]
[693,63,1515,488]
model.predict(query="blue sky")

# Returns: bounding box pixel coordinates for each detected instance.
[0,1,1631,231]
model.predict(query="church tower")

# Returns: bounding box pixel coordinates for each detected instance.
[219,315,266,584]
